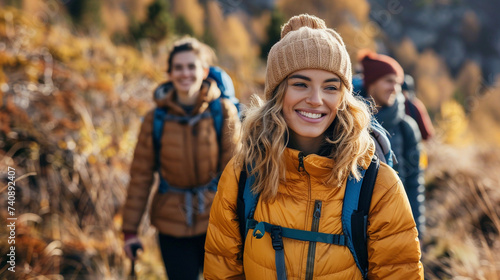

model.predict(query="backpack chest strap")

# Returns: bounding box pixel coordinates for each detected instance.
[158,110,212,126]
[247,219,346,280]
[158,176,218,227]
[247,219,346,246]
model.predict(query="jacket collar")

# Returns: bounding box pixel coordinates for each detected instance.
[152,78,221,115]
[283,146,373,180]
[375,92,406,129]
[284,148,334,178]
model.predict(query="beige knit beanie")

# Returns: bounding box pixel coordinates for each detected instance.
[264,14,352,100]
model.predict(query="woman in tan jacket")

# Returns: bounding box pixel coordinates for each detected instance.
[204,15,423,279]
[122,37,240,279]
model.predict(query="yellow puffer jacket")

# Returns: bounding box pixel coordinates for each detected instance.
[122,79,241,237]
[204,148,424,279]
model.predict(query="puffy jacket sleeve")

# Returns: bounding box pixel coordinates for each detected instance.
[367,164,424,279]
[204,158,245,280]
[219,99,241,171]
[121,111,156,234]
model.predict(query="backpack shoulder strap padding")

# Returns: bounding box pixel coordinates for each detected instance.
[237,168,248,245]
[370,118,395,167]
[237,164,258,247]
[153,108,169,168]
[342,155,380,279]
[208,97,223,144]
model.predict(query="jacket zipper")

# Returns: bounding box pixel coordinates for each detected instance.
[305,200,322,280]
[298,151,305,172]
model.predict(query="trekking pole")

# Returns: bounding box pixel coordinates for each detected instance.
[130,259,136,280]
[129,244,142,280]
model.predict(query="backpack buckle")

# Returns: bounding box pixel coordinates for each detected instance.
[253,222,265,239]
[270,226,283,251]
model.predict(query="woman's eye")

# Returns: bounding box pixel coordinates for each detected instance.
[325,86,338,91]
[293,83,307,88]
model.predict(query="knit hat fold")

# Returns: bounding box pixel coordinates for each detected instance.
[264,14,353,100]
[359,49,404,90]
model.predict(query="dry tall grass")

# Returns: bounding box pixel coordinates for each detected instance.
[422,141,500,279]
[0,7,165,279]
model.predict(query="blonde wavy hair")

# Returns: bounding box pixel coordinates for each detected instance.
[235,79,375,202]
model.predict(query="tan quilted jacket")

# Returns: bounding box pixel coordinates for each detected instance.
[122,79,241,237]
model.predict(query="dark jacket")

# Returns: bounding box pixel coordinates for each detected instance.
[375,93,424,234]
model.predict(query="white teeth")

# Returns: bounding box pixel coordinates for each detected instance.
[298,111,322,119]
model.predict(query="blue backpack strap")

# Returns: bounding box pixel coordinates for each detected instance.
[153,108,168,168]
[273,226,287,280]
[236,164,259,245]
[208,98,223,145]
[342,156,380,279]
[236,168,248,244]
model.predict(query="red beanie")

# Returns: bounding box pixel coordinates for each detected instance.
[358,50,404,90]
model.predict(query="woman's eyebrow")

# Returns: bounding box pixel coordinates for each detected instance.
[324,78,341,83]
[288,74,311,81]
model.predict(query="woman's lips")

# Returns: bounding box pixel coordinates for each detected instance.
[296,110,326,123]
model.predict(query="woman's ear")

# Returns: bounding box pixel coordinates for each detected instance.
[203,67,210,79]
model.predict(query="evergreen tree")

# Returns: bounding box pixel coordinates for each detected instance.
[2,0,21,8]
[260,9,284,60]
[175,15,195,37]
[130,0,174,42]
[65,0,102,30]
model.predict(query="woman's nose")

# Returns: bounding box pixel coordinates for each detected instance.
[179,67,190,76]
[306,88,323,106]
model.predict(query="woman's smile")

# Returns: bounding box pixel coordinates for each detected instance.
[283,69,343,145]
[295,109,327,122]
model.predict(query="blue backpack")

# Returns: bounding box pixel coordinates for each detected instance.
[208,66,242,116]
[236,156,380,280]
[370,118,395,167]
[152,66,239,226]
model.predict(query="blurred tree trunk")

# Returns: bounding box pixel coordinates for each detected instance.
[64,0,102,30]
[1,0,22,8]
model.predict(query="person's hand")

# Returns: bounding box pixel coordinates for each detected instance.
[124,233,143,261]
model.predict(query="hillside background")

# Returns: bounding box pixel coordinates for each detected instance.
[0,0,499,279]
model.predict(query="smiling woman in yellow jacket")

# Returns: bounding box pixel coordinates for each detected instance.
[204,14,424,280]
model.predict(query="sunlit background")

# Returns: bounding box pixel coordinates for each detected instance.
[1,0,499,279]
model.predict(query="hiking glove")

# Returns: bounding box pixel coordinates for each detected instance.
[124,233,143,261]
